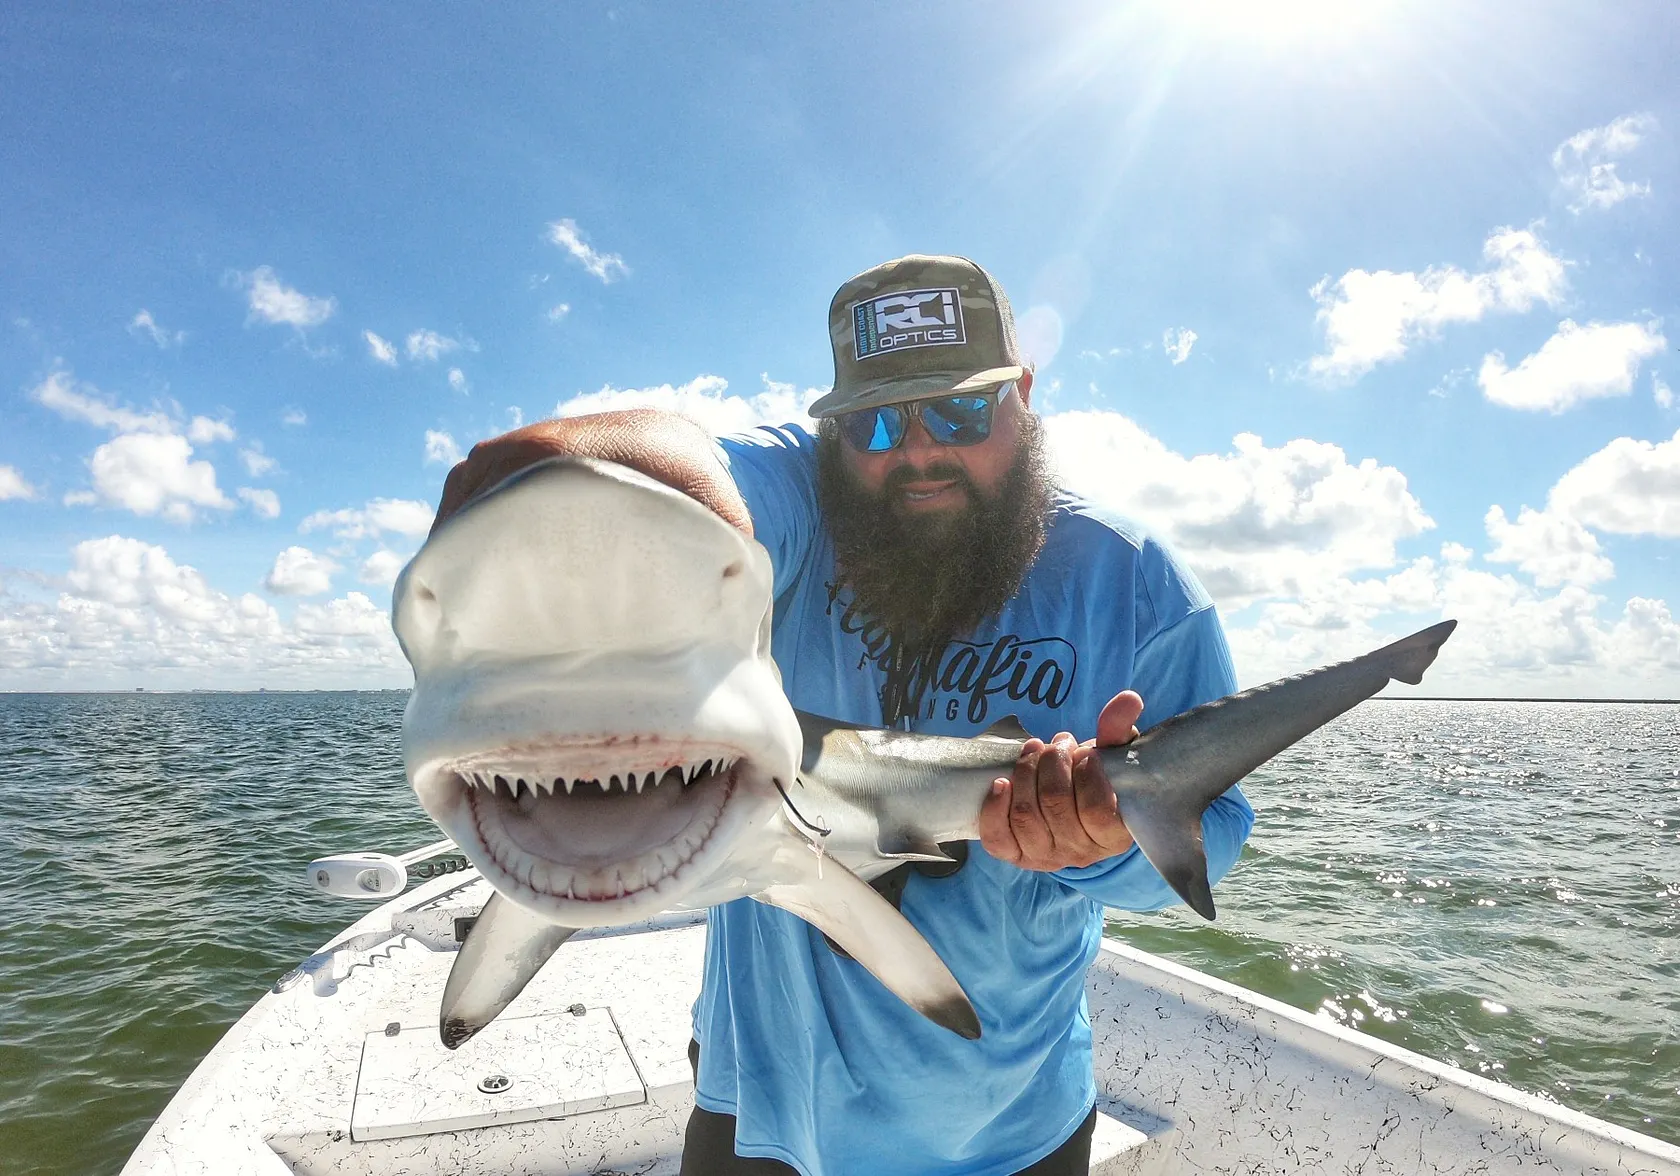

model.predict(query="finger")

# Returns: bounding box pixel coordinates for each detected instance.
[1095,691,1144,747]
[1072,752,1133,854]
[1007,739,1055,865]
[977,777,1021,863]
[433,461,478,533]
[1036,733,1105,865]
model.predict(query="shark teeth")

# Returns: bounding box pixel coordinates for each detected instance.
[460,755,740,800]
[464,758,738,905]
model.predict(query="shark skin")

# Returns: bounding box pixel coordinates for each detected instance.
[393,457,1457,1048]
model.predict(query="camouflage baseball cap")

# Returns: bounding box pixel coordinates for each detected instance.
[809,254,1025,419]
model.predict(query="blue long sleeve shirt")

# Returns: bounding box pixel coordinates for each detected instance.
[693,423,1254,1175]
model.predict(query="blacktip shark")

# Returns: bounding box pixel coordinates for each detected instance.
[393,457,1456,1049]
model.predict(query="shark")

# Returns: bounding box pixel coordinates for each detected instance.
[393,456,1456,1048]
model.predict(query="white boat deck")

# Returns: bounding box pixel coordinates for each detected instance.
[124,868,1680,1175]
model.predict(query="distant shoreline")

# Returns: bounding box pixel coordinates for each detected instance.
[1391,696,1680,704]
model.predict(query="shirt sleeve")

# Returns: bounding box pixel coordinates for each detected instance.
[715,425,821,598]
[1054,603,1256,910]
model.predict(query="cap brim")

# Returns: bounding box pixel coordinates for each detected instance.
[809,365,1024,418]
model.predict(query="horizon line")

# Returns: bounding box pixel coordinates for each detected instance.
[2,689,1678,705]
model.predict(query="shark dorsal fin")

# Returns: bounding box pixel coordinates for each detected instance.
[978,714,1034,743]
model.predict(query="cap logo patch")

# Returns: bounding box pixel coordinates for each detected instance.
[853,288,966,360]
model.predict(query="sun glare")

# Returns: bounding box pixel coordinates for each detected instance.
[1175,0,1398,46]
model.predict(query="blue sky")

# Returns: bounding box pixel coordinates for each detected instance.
[2,1,1676,694]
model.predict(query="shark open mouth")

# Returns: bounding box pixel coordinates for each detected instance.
[444,745,746,910]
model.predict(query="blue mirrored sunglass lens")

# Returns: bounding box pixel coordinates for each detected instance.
[920,396,994,445]
[840,405,907,452]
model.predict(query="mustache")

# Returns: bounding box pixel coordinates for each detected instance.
[881,463,975,497]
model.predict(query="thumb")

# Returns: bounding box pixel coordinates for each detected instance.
[1095,691,1143,747]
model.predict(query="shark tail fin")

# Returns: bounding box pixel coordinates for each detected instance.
[1103,619,1460,922]
[1373,619,1457,685]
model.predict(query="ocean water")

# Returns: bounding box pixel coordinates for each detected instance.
[0,693,1675,1175]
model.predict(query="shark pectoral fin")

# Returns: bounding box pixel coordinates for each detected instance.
[758,855,981,1040]
[875,832,957,864]
[1123,796,1217,921]
[439,892,576,1049]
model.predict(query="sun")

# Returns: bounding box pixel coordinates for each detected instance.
[1173,0,1399,47]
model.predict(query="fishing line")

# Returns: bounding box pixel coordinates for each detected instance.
[773,777,831,839]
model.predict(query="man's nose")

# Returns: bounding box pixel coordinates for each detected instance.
[895,412,943,464]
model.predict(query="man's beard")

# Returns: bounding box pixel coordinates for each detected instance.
[816,412,1056,724]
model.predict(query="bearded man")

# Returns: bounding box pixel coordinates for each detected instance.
[434,255,1254,1175]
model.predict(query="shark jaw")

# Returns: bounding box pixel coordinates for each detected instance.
[415,741,780,925]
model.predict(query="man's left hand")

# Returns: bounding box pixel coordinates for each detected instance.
[978,691,1143,871]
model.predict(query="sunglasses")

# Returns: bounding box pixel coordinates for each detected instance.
[837,382,1015,454]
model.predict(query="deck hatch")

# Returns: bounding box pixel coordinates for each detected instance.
[350,1007,645,1141]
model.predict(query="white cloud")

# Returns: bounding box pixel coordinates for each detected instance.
[239,444,276,477]
[33,370,173,434]
[264,546,338,595]
[33,371,246,524]
[1654,372,1673,410]
[0,465,37,501]
[187,416,236,444]
[424,430,464,466]
[1552,113,1658,213]
[238,487,281,519]
[294,591,390,638]
[1163,327,1198,365]
[1608,597,1680,671]
[406,329,462,362]
[1478,319,1665,413]
[1483,505,1613,586]
[243,266,336,329]
[1308,227,1568,384]
[282,408,307,427]
[1223,548,1680,696]
[1548,427,1680,537]
[547,303,572,322]
[129,310,184,348]
[359,549,408,586]
[364,330,398,365]
[448,367,468,394]
[1044,409,1434,609]
[555,374,824,435]
[78,432,234,524]
[0,537,405,690]
[546,218,629,283]
[301,497,434,540]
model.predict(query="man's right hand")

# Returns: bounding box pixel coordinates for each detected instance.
[432,412,753,537]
